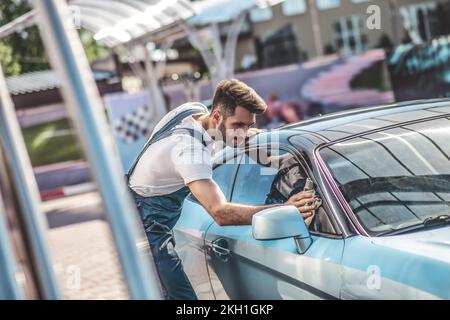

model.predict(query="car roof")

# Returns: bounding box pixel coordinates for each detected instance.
[212,99,450,164]
[281,98,450,143]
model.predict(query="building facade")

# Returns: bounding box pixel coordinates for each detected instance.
[233,0,448,71]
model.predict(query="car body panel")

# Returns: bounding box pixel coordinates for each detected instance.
[341,234,448,299]
[174,100,450,300]
[173,198,215,299]
[205,223,344,299]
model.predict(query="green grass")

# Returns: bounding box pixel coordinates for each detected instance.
[22,119,84,167]
[350,61,393,92]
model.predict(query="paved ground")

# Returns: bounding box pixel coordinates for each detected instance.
[43,192,129,300]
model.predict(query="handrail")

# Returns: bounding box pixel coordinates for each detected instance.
[0,64,62,300]
[0,186,24,300]
[31,0,163,299]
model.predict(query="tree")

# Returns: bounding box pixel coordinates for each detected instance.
[79,30,109,63]
[0,0,109,77]
[0,41,21,75]
[0,0,48,76]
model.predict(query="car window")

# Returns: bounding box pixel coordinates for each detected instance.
[212,156,241,200]
[231,147,338,235]
[320,118,450,235]
[231,149,308,205]
[232,149,282,205]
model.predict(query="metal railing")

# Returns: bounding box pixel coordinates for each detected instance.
[31,0,162,300]
[0,185,24,300]
[0,62,61,300]
[0,0,163,299]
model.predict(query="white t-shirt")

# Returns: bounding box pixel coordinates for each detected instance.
[129,102,214,197]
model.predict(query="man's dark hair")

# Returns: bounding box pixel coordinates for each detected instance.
[211,79,267,117]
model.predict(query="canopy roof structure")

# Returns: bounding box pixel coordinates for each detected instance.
[72,0,196,46]
[5,69,114,95]
[0,0,288,48]
[69,0,286,45]
[189,0,284,26]
[0,0,197,47]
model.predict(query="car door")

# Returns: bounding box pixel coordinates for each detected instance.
[173,152,240,299]
[205,147,345,299]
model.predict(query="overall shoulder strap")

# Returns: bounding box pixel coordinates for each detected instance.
[149,105,205,144]
[126,106,206,181]
[152,127,207,148]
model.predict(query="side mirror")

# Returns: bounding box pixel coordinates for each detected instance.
[252,206,313,254]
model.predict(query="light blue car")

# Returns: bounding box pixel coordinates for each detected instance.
[174,100,450,300]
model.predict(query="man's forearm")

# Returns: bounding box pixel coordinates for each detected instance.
[189,179,312,227]
[214,202,283,226]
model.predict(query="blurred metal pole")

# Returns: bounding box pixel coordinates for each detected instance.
[389,0,400,46]
[308,0,324,57]
[0,65,61,300]
[0,188,24,300]
[30,0,163,299]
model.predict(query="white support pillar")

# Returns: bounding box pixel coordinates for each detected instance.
[184,11,248,91]
[142,43,167,120]
[308,0,324,57]
[224,11,248,79]
[184,22,220,84]
[155,40,174,81]
[126,41,172,119]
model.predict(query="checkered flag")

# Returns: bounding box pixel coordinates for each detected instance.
[113,105,152,144]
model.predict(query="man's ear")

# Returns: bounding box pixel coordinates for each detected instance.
[211,108,223,125]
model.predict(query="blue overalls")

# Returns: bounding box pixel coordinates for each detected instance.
[126,107,208,300]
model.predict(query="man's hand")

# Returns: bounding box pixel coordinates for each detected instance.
[286,191,315,219]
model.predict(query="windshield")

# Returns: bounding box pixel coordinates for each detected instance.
[320,117,450,235]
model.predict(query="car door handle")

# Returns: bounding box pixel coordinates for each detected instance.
[211,238,230,257]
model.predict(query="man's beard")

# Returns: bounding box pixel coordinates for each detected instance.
[218,122,234,147]
[219,122,247,148]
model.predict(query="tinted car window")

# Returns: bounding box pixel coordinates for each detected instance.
[231,149,307,205]
[231,148,337,234]
[320,118,450,234]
